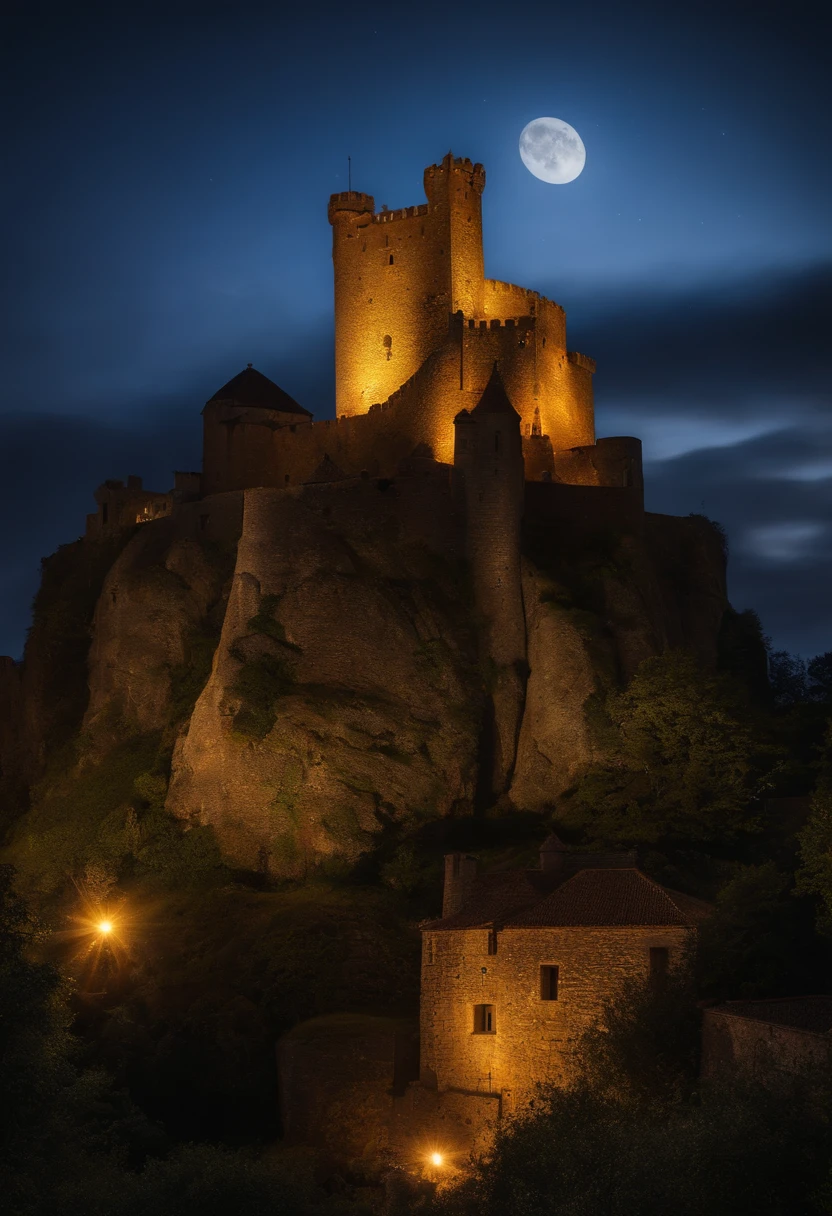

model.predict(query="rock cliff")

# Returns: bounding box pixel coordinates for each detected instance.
[0,480,727,877]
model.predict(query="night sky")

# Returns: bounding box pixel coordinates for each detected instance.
[1,0,829,659]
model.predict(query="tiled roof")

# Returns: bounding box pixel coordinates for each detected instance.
[506,869,711,928]
[207,366,311,416]
[426,865,710,932]
[715,997,832,1035]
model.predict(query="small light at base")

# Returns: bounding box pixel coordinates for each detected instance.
[430,1152,443,1167]
[98,920,113,934]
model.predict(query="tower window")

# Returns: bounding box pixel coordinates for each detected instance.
[389,255,394,265]
[473,1004,495,1034]
[649,947,669,982]
[540,965,559,1000]
[487,930,497,955]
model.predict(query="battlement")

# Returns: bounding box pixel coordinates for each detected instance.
[371,203,430,224]
[567,350,597,374]
[328,191,375,223]
[424,152,486,197]
[454,313,536,332]
[484,279,563,315]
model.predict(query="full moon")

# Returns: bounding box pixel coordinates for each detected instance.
[519,117,586,184]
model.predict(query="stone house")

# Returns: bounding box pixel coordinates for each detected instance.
[418,836,710,1116]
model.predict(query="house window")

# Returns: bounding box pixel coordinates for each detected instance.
[473,1004,495,1034]
[540,965,559,1000]
[649,947,669,982]
[487,930,497,956]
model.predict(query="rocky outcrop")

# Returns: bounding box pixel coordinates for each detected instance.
[166,484,481,873]
[82,519,234,750]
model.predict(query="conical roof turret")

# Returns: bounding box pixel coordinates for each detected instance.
[206,365,311,417]
[471,363,520,419]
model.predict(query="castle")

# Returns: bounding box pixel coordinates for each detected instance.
[85,151,655,809]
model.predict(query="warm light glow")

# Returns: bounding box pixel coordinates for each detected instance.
[98,920,113,934]
[430,1152,443,1167]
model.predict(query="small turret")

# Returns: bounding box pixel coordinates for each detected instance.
[327,190,375,225]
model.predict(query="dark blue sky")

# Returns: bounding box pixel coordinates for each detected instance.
[1,0,830,658]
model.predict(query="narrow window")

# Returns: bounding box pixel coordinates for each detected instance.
[540,965,559,1000]
[284,474,290,484]
[389,255,394,265]
[649,947,669,983]
[473,1004,495,1034]
[487,929,497,956]
[426,936,434,964]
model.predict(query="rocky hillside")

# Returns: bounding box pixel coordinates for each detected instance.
[0,481,726,883]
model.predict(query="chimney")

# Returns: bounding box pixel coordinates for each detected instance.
[540,833,568,874]
[442,853,477,918]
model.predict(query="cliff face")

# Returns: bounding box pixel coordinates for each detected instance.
[1,481,728,876]
[166,484,482,873]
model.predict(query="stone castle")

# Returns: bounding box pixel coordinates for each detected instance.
[80,152,682,835]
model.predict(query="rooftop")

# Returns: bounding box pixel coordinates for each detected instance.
[207,365,311,416]
[426,851,711,932]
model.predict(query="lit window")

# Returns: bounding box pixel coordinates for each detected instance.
[473,1004,495,1034]
[540,965,559,1000]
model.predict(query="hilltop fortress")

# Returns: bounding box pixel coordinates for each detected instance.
[0,152,727,872]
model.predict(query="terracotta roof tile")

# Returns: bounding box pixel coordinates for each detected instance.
[506,869,710,928]
[426,864,710,932]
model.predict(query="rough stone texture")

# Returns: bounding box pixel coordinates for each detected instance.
[511,562,598,808]
[83,520,232,749]
[701,1003,832,1082]
[389,1083,500,1168]
[277,1014,418,1167]
[420,924,690,1109]
[166,483,481,873]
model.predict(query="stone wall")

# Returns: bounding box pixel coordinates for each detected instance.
[420,924,691,1108]
[701,1006,831,1081]
[277,1014,418,1168]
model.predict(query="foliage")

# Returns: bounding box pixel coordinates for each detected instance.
[230,649,296,740]
[7,737,224,895]
[717,606,771,702]
[560,651,775,846]
[697,862,826,998]
[798,790,832,934]
[431,1076,832,1216]
[431,967,832,1216]
[576,957,700,1106]
[166,621,221,730]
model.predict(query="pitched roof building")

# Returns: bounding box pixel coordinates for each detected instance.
[418,837,709,1120]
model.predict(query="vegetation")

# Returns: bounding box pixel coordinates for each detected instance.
[429,969,832,1216]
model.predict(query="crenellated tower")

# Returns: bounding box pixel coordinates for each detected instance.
[328,153,485,419]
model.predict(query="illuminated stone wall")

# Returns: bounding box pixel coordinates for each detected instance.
[420,924,691,1108]
[328,154,485,419]
[701,1005,832,1081]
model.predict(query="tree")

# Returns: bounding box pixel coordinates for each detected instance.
[560,652,774,846]
[798,790,832,934]
[769,651,808,708]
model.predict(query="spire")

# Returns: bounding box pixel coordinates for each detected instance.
[471,363,520,418]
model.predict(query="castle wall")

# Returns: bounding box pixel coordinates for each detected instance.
[328,156,485,419]
[420,924,691,1108]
